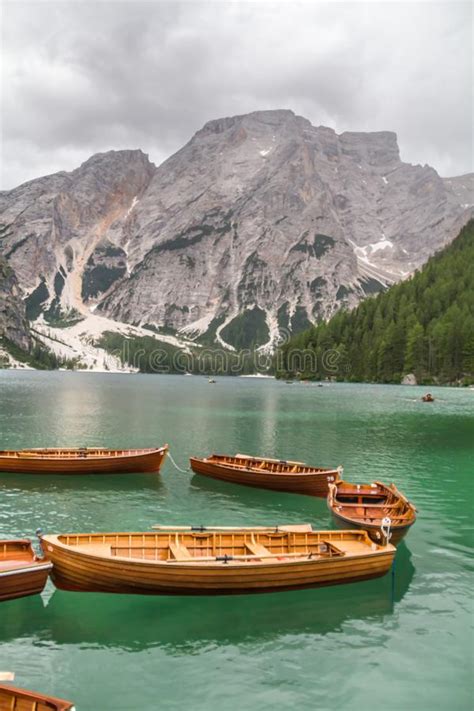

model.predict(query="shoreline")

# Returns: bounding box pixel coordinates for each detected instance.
[0,368,472,389]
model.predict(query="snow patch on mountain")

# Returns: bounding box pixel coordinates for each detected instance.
[31,311,195,371]
[126,195,139,217]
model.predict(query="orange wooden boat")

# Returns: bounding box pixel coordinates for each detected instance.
[327,480,417,545]
[190,453,341,497]
[0,445,168,475]
[0,683,75,710]
[40,529,395,595]
[0,539,52,602]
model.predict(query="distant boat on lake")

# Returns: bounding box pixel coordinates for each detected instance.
[0,446,168,475]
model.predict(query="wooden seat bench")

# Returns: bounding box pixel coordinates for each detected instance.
[245,540,272,557]
[169,541,193,561]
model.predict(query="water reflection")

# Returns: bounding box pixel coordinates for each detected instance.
[188,473,332,523]
[1,374,470,710]
[0,473,164,495]
[0,545,414,653]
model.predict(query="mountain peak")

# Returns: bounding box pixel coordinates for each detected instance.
[77,149,155,172]
[197,109,299,136]
[1,110,471,356]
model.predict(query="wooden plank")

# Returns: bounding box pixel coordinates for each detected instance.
[0,672,14,681]
[151,524,313,533]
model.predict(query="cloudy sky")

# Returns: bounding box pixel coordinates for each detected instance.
[1,0,472,189]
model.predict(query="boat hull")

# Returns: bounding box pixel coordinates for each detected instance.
[0,446,168,475]
[0,562,52,602]
[41,532,395,596]
[0,540,52,602]
[330,510,412,545]
[0,684,74,710]
[190,458,338,497]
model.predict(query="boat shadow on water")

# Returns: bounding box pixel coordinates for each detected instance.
[0,545,414,653]
[0,472,165,494]
[188,474,331,522]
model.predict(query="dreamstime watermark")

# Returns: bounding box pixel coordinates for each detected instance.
[104,337,351,377]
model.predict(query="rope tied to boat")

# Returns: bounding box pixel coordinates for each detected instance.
[381,516,392,545]
[166,450,190,474]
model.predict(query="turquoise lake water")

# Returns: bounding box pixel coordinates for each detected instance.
[0,372,472,710]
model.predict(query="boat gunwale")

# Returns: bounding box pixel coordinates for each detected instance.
[0,561,53,577]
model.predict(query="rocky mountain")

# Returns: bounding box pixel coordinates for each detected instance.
[0,254,31,351]
[0,110,472,352]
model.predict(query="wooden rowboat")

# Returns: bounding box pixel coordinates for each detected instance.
[0,683,75,710]
[0,539,52,602]
[40,529,395,595]
[0,445,168,475]
[327,480,417,545]
[190,453,341,497]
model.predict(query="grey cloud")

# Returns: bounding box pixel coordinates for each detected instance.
[1,0,472,188]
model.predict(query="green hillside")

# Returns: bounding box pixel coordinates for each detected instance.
[276,219,474,385]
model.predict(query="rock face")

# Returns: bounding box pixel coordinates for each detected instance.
[0,255,31,350]
[0,110,472,349]
[0,150,155,322]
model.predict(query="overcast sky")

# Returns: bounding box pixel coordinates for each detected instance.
[1,0,472,189]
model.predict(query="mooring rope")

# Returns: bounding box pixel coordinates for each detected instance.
[167,450,190,474]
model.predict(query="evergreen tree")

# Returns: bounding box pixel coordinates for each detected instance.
[277,219,474,385]
[404,322,425,378]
